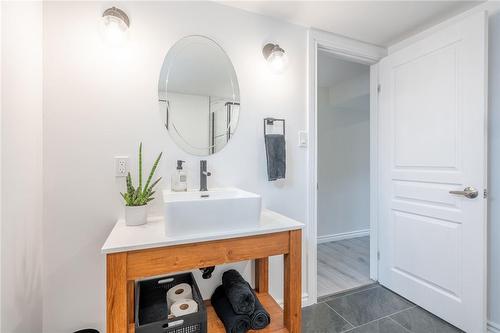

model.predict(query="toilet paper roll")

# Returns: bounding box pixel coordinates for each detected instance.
[170,299,198,317]
[166,283,193,309]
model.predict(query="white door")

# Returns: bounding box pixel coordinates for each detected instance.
[378,11,487,332]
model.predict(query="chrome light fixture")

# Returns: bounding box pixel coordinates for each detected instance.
[102,7,130,45]
[262,43,288,74]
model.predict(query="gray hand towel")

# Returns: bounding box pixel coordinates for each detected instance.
[265,134,286,181]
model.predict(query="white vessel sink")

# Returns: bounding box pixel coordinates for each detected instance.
[163,188,262,237]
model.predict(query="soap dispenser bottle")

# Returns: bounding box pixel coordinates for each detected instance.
[171,160,187,192]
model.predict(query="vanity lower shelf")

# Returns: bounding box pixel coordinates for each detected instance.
[127,292,287,333]
[103,211,303,333]
[206,292,287,333]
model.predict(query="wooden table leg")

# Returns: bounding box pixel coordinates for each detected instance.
[107,253,128,333]
[127,280,135,325]
[284,230,302,333]
[255,257,269,293]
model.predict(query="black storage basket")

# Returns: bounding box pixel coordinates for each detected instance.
[135,272,207,333]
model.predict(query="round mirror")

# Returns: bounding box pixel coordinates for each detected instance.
[159,36,240,156]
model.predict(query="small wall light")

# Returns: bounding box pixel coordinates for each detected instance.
[262,43,288,74]
[102,7,130,45]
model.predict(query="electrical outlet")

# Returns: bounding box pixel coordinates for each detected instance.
[115,156,129,177]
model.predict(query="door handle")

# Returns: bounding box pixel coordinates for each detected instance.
[449,186,478,199]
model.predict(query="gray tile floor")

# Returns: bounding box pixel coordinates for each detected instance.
[302,284,464,333]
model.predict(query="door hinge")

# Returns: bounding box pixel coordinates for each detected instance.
[377,84,381,94]
[377,251,380,261]
[484,189,488,198]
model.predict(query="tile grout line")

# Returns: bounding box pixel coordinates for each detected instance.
[317,279,418,332]
[339,305,417,332]
[359,306,417,329]
[321,285,414,331]
[323,301,356,330]
[387,316,414,333]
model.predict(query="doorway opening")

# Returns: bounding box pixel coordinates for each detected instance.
[316,50,374,298]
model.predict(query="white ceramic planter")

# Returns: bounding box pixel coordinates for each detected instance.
[125,205,147,226]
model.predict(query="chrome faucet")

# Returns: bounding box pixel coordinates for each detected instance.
[200,160,211,191]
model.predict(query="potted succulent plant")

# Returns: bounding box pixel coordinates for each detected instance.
[121,143,162,226]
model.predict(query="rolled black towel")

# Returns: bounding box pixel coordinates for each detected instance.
[211,285,251,333]
[249,286,271,330]
[222,269,255,315]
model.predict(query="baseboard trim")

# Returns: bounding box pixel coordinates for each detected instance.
[275,293,310,308]
[488,321,500,333]
[317,229,370,244]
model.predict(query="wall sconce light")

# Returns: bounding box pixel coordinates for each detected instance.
[102,7,130,45]
[262,43,288,74]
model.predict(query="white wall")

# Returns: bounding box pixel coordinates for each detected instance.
[42,2,307,332]
[317,57,370,239]
[1,1,44,333]
[488,8,500,329]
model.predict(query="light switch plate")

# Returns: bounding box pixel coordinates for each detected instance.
[298,130,308,147]
[115,156,129,177]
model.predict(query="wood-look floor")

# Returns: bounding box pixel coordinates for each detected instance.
[317,236,373,297]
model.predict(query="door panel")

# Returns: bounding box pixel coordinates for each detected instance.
[393,211,461,296]
[378,11,487,332]
[393,44,459,168]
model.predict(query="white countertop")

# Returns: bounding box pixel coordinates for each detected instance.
[101,209,304,254]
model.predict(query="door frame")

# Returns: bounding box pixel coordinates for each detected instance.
[306,29,386,304]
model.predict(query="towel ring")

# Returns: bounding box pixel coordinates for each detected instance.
[264,117,285,136]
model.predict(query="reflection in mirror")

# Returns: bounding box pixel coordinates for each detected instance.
[158,36,240,156]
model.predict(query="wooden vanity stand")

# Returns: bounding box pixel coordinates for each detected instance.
[103,211,303,333]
